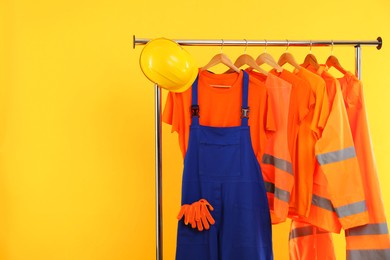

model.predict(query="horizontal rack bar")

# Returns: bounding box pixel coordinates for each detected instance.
[133,35,382,50]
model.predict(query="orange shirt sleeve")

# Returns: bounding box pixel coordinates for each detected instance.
[162,88,192,158]
[311,80,329,139]
[162,91,175,129]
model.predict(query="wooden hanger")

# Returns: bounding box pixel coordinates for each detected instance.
[301,41,320,70]
[201,40,241,73]
[302,53,320,70]
[256,40,283,72]
[225,40,268,75]
[325,42,347,74]
[227,53,268,75]
[326,55,347,74]
[277,41,301,71]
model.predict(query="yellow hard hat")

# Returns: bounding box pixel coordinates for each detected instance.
[139,38,198,93]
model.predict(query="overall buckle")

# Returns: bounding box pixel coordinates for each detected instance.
[191,105,200,117]
[241,107,250,119]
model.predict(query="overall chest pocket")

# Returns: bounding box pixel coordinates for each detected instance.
[198,127,241,177]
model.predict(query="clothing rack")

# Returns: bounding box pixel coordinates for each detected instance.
[132,35,383,260]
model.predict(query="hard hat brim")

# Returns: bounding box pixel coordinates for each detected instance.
[168,66,198,93]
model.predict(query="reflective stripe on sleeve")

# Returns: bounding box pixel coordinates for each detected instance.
[345,223,389,236]
[347,249,390,260]
[262,154,293,175]
[316,146,356,165]
[312,195,368,218]
[335,201,367,218]
[264,181,290,203]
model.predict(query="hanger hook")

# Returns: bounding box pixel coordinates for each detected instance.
[220,39,224,53]
[244,39,248,53]
[331,40,334,55]
[310,40,313,54]
[286,39,289,52]
[264,39,267,53]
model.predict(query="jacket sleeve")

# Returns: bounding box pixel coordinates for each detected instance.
[314,81,369,230]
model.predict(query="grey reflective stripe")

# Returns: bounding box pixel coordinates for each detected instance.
[335,201,367,218]
[262,154,293,175]
[316,146,356,165]
[312,194,335,212]
[264,181,275,193]
[263,181,290,202]
[275,187,290,203]
[312,195,368,218]
[345,223,389,236]
[347,249,390,260]
[289,226,330,240]
[289,226,312,239]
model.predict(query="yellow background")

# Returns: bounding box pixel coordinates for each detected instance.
[1,0,390,259]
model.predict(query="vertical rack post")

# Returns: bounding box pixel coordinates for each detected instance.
[155,84,163,260]
[355,44,362,80]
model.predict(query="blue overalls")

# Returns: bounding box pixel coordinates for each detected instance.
[176,71,273,260]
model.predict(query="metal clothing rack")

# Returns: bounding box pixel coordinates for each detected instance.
[132,35,383,260]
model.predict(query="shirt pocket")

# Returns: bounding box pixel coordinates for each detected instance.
[198,127,241,177]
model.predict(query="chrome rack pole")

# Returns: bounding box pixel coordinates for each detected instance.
[154,84,163,260]
[355,44,362,80]
[132,35,383,260]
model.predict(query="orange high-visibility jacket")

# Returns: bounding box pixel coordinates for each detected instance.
[289,67,329,218]
[308,67,369,231]
[247,70,293,224]
[289,220,336,260]
[289,66,370,260]
[269,69,315,223]
[269,69,313,173]
[338,72,390,260]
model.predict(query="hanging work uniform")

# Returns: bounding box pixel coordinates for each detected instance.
[290,67,329,218]
[248,70,293,224]
[176,71,273,260]
[298,66,369,232]
[268,69,314,223]
[338,72,390,260]
[289,66,369,260]
[269,69,313,170]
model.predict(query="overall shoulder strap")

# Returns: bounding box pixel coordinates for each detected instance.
[241,71,250,126]
[191,75,200,126]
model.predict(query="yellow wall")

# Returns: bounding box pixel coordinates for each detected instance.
[1,0,390,259]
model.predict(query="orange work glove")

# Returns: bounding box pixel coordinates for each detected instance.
[193,199,215,231]
[177,199,215,231]
[177,204,196,228]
